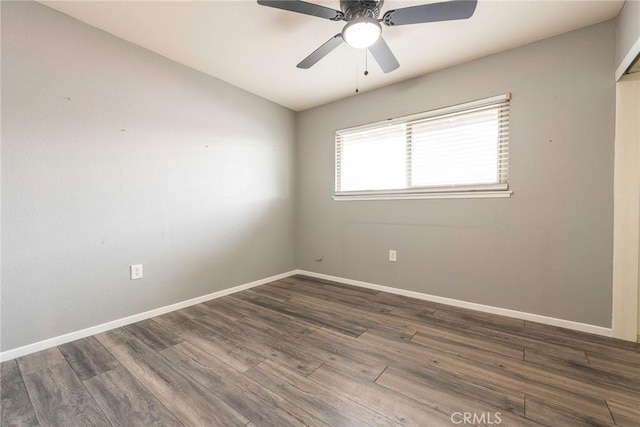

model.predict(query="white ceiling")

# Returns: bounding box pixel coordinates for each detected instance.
[41,0,624,111]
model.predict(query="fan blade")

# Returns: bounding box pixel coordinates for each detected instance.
[297,34,344,69]
[383,0,477,26]
[257,0,344,20]
[368,37,399,73]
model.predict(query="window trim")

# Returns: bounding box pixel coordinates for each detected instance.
[334,93,512,201]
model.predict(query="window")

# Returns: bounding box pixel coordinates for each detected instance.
[335,94,511,200]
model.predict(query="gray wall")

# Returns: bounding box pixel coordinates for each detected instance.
[1,1,296,351]
[616,0,640,73]
[296,21,616,327]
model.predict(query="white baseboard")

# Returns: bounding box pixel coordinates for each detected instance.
[295,270,613,338]
[0,270,297,362]
[1,268,614,361]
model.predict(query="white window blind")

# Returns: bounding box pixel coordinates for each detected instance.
[335,94,511,200]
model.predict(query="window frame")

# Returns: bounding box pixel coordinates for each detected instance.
[334,94,512,201]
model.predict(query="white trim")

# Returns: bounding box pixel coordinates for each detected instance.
[295,270,613,337]
[616,36,640,81]
[0,270,297,362]
[337,183,509,196]
[1,267,615,361]
[334,190,512,201]
[611,78,640,341]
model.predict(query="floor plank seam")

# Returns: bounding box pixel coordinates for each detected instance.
[304,361,325,378]
[71,355,115,426]
[98,333,185,426]
[604,399,616,425]
[14,362,41,427]
[373,365,389,383]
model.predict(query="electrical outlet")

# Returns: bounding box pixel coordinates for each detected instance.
[389,250,397,262]
[130,264,143,280]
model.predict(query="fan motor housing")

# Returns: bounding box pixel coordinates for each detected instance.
[340,0,383,20]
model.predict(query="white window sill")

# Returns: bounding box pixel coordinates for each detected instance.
[333,190,512,201]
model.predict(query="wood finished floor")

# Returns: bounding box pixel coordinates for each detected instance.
[2,275,640,426]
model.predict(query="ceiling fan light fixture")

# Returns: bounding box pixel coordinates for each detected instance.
[342,18,381,49]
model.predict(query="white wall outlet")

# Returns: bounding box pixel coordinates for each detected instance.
[389,250,397,262]
[130,264,143,280]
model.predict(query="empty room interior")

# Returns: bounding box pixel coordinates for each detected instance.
[2,0,640,425]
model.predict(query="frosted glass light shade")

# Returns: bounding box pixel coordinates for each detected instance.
[342,18,381,49]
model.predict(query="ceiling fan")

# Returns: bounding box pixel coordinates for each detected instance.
[257,0,478,73]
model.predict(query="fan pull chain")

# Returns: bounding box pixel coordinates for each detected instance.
[364,51,369,76]
[355,50,359,93]
[354,50,371,94]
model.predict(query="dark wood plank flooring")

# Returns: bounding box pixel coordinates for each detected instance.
[2,275,640,426]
